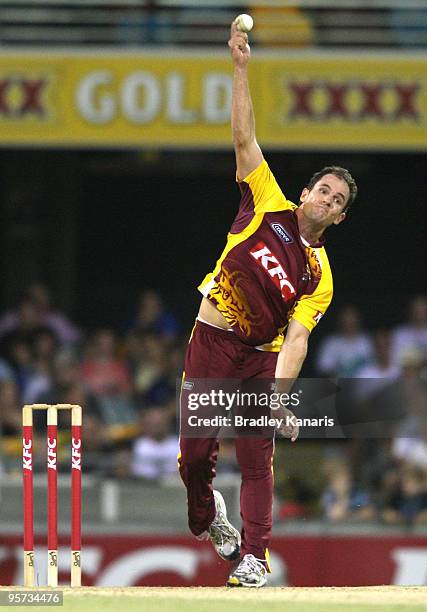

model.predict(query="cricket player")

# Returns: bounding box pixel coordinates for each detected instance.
[178,21,358,587]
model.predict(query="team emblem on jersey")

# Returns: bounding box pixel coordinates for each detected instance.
[211,267,263,336]
[271,223,293,244]
[305,248,322,281]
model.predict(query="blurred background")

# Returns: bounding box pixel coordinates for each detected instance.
[0,0,426,587]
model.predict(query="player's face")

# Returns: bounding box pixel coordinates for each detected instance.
[299,174,350,227]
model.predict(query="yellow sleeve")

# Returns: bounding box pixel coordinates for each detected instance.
[238,160,297,214]
[291,250,333,333]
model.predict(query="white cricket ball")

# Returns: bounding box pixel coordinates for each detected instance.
[235,14,254,33]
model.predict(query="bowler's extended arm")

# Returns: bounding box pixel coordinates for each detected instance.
[228,21,263,180]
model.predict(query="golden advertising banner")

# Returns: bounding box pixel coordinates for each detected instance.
[0,51,425,149]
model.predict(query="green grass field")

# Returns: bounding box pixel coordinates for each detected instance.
[1,586,427,612]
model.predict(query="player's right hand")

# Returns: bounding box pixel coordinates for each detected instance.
[228,21,250,67]
[273,407,300,443]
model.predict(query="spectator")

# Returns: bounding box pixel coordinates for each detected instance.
[130,332,175,406]
[7,337,37,396]
[0,379,21,437]
[130,406,178,481]
[81,330,137,441]
[27,283,81,346]
[0,299,61,402]
[0,284,80,347]
[391,400,427,471]
[22,328,58,404]
[321,458,374,522]
[0,295,42,340]
[391,295,427,367]
[0,298,46,386]
[32,349,80,404]
[316,305,373,377]
[354,329,400,400]
[276,475,313,521]
[81,329,132,397]
[382,465,427,526]
[393,433,427,472]
[128,289,178,340]
[0,379,44,471]
[0,357,14,383]
[59,383,113,469]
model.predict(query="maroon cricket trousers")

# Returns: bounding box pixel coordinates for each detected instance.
[178,320,277,566]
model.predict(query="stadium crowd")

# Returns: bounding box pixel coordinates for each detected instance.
[0,283,426,526]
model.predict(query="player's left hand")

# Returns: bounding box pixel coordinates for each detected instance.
[273,407,299,442]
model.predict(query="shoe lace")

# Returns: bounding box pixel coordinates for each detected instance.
[209,511,236,547]
[235,554,265,577]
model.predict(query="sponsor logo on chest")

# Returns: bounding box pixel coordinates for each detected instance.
[271,222,293,244]
[250,241,296,302]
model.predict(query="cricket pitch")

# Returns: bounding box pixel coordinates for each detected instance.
[1,586,426,611]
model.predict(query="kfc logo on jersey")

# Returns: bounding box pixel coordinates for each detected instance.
[271,223,293,244]
[250,241,296,302]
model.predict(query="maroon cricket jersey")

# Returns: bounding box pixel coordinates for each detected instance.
[198,160,333,351]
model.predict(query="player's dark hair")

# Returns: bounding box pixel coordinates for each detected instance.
[307,166,358,211]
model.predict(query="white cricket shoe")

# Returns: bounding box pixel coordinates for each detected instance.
[205,490,241,561]
[227,554,267,588]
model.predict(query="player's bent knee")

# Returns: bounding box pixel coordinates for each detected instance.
[180,439,217,465]
[179,447,215,467]
[241,466,273,480]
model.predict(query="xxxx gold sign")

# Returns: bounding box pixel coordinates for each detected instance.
[0,77,49,117]
[0,51,425,149]
[287,82,418,121]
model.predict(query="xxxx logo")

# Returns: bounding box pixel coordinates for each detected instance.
[0,76,49,117]
[288,80,420,122]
